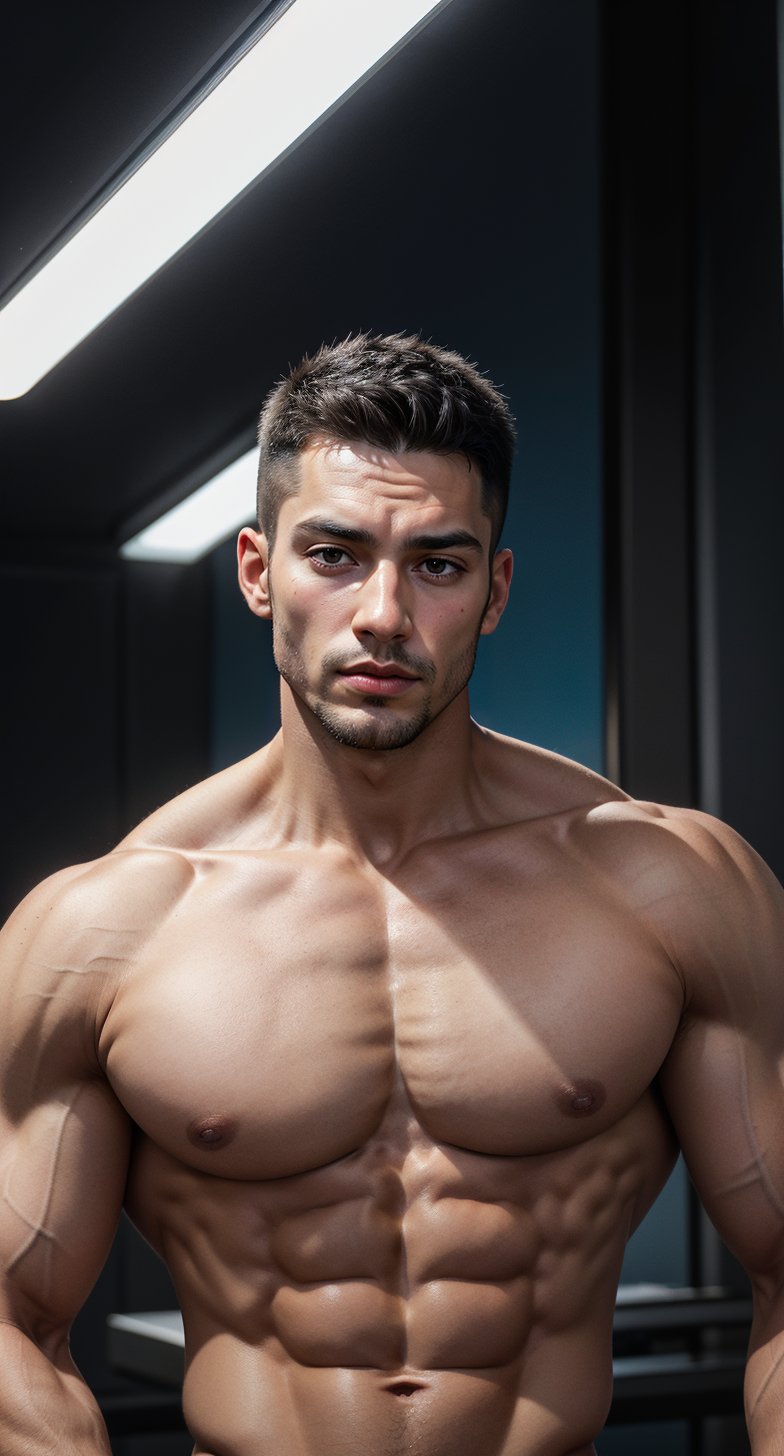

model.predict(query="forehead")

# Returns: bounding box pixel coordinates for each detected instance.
[279,440,489,537]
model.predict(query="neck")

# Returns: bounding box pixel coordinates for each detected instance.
[264,682,488,867]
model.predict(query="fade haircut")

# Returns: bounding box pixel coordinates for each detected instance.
[256,332,516,552]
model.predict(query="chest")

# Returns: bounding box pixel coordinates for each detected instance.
[101,848,683,1177]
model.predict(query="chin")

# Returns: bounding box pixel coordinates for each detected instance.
[312,702,433,752]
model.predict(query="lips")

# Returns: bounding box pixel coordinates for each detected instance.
[341,662,417,679]
[338,663,419,697]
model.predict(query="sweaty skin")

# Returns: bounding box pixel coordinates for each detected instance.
[1,445,783,1456]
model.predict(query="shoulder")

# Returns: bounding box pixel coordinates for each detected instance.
[0,742,279,991]
[0,848,199,1104]
[574,800,783,1011]
[476,727,629,822]
[577,797,778,904]
[481,731,782,1004]
[0,847,196,1020]
[479,729,778,924]
[2,845,196,947]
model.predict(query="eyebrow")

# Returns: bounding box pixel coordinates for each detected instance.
[291,518,485,553]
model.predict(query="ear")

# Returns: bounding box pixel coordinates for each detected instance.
[480,549,513,636]
[237,527,272,619]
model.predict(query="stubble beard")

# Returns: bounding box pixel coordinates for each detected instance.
[271,618,481,752]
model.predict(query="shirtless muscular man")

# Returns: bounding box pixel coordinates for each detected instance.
[1,333,783,1456]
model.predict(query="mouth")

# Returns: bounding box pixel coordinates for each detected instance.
[337,663,419,698]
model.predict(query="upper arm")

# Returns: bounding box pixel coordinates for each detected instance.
[0,866,132,1342]
[654,810,784,1282]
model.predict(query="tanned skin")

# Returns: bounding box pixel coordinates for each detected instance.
[1,442,783,1456]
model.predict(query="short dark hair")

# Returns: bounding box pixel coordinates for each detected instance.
[256,332,516,551]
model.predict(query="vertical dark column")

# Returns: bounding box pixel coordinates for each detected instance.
[694,0,784,877]
[602,0,703,1329]
[602,0,698,806]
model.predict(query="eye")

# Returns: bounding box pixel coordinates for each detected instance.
[419,557,462,579]
[308,546,354,569]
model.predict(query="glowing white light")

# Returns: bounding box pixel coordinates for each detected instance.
[120,448,257,562]
[0,0,451,399]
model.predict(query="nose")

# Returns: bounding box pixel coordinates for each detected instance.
[351,561,412,643]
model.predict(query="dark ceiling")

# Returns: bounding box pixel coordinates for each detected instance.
[0,0,572,548]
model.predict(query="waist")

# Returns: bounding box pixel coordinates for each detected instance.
[183,1341,611,1456]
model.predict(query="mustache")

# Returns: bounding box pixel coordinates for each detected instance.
[322,647,437,684]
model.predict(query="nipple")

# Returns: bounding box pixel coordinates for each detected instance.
[556,1079,606,1118]
[187,1115,237,1150]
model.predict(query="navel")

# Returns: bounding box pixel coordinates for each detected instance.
[384,1380,426,1398]
[556,1078,606,1118]
[187,1115,237,1150]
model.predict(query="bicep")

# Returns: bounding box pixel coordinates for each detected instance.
[0,867,132,1335]
[0,1079,131,1333]
[660,1016,784,1278]
[662,1015,784,1441]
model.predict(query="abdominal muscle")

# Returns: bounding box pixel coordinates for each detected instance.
[184,1346,604,1456]
[126,1092,668,1456]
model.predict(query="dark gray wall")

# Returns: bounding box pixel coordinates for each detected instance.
[0,556,211,922]
[0,563,121,920]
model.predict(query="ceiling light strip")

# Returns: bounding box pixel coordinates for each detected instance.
[120,448,258,563]
[0,0,452,400]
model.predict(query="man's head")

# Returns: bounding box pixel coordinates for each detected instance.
[255,332,516,555]
[239,335,515,752]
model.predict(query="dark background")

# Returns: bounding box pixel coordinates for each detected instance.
[1,1,782,1452]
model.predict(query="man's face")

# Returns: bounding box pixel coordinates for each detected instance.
[242,441,512,751]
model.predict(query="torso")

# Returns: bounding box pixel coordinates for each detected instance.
[92,750,684,1456]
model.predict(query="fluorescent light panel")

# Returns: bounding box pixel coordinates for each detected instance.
[0,0,450,399]
[120,448,257,562]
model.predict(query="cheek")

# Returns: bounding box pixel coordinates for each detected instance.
[277,577,324,622]
[279,583,351,647]
[425,596,481,645]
